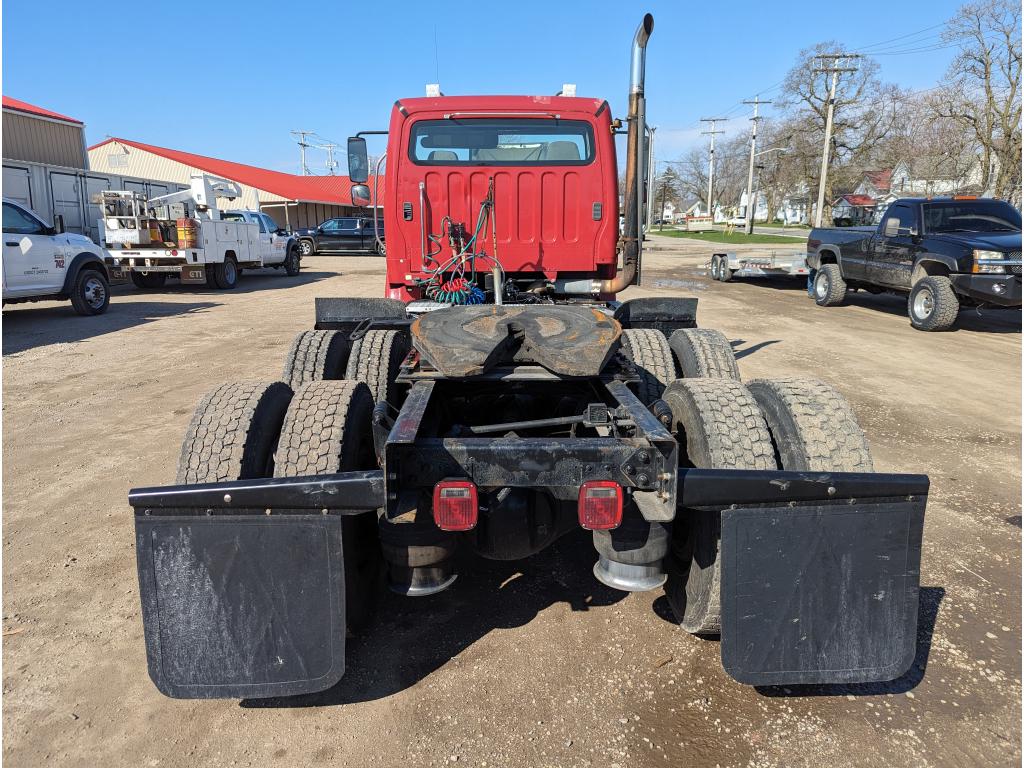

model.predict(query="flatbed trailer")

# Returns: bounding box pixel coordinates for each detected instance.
[710,250,809,282]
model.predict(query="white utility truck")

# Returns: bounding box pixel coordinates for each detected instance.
[99,174,300,290]
[2,197,112,315]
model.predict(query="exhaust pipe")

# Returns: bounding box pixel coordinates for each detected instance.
[600,12,653,296]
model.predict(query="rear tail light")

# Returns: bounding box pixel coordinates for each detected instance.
[578,481,623,530]
[433,480,478,531]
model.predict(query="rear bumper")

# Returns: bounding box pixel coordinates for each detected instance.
[950,272,1022,307]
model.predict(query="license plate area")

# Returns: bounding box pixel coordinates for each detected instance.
[135,513,345,699]
[720,499,925,686]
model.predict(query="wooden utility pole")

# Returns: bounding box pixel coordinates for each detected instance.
[742,97,770,235]
[812,54,860,227]
[700,118,726,219]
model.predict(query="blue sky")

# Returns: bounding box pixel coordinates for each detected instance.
[3,0,965,174]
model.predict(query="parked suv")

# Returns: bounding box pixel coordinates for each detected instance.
[3,198,112,315]
[297,217,385,256]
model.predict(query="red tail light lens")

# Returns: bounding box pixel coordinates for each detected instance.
[433,480,478,531]
[578,481,623,530]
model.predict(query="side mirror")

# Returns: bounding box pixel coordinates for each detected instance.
[53,214,65,235]
[347,137,369,183]
[351,184,371,207]
[884,217,900,237]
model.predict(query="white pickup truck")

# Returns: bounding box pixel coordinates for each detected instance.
[101,175,300,290]
[3,197,112,315]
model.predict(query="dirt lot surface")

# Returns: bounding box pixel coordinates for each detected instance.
[3,240,1021,767]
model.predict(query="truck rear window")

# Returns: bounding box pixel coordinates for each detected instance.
[410,119,594,166]
[923,201,1021,234]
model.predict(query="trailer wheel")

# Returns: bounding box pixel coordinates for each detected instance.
[130,271,167,290]
[747,378,873,472]
[214,256,239,289]
[813,263,846,306]
[620,328,678,405]
[709,256,721,280]
[661,378,776,635]
[282,329,351,390]
[908,275,959,331]
[345,329,410,406]
[175,380,293,484]
[274,380,382,629]
[669,328,740,380]
[716,256,733,282]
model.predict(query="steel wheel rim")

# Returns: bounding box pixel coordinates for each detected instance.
[84,276,106,309]
[913,287,934,319]
[815,272,829,298]
[225,260,237,283]
[712,258,720,279]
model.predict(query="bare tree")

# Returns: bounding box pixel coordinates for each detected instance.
[932,0,1022,203]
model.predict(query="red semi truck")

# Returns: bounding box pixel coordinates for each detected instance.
[129,15,928,700]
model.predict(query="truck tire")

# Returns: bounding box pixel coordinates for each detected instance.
[283,245,301,276]
[130,271,167,290]
[69,268,110,316]
[747,378,873,472]
[282,329,351,390]
[344,330,410,406]
[661,378,776,636]
[909,275,959,331]
[214,256,239,289]
[299,239,315,257]
[175,381,293,484]
[813,263,846,306]
[709,255,720,280]
[274,380,382,630]
[669,328,740,380]
[620,328,678,405]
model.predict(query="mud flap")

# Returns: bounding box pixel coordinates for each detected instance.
[720,498,925,686]
[135,513,345,699]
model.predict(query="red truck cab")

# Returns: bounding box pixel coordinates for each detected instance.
[378,95,620,301]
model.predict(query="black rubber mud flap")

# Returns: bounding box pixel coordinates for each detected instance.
[720,498,925,686]
[136,513,346,699]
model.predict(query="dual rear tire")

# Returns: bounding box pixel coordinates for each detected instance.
[663,376,873,635]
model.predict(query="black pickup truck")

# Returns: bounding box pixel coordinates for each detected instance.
[806,197,1022,330]
[296,216,385,257]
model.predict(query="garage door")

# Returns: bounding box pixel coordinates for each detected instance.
[3,165,32,208]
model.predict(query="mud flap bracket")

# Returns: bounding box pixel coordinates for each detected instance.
[720,498,925,686]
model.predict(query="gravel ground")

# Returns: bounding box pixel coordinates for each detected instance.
[2,241,1020,767]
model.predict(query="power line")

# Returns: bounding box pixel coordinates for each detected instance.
[290,130,315,176]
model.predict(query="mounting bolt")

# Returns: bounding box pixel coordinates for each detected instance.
[223,493,232,504]
[321,508,329,516]
[637,473,650,485]
[827,486,836,496]
[624,464,636,475]
[265,508,272,515]
[638,452,650,464]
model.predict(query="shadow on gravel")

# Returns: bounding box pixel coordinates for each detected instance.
[240,528,626,709]
[2,300,220,355]
[837,293,1020,334]
[754,585,945,698]
[729,338,781,360]
[122,268,335,296]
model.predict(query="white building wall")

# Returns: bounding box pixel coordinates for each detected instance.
[88,141,268,210]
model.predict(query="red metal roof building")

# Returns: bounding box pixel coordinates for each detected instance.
[3,95,88,168]
[87,137,382,229]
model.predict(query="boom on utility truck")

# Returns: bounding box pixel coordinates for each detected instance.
[99,174,300,290]
[129,15,928,700]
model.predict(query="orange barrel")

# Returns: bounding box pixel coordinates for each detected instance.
[176,218,200,248]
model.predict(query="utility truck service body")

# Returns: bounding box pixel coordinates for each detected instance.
[101,175,300,290]
[130,15,929,701]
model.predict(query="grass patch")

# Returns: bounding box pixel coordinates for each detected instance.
[649,229,807,245]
